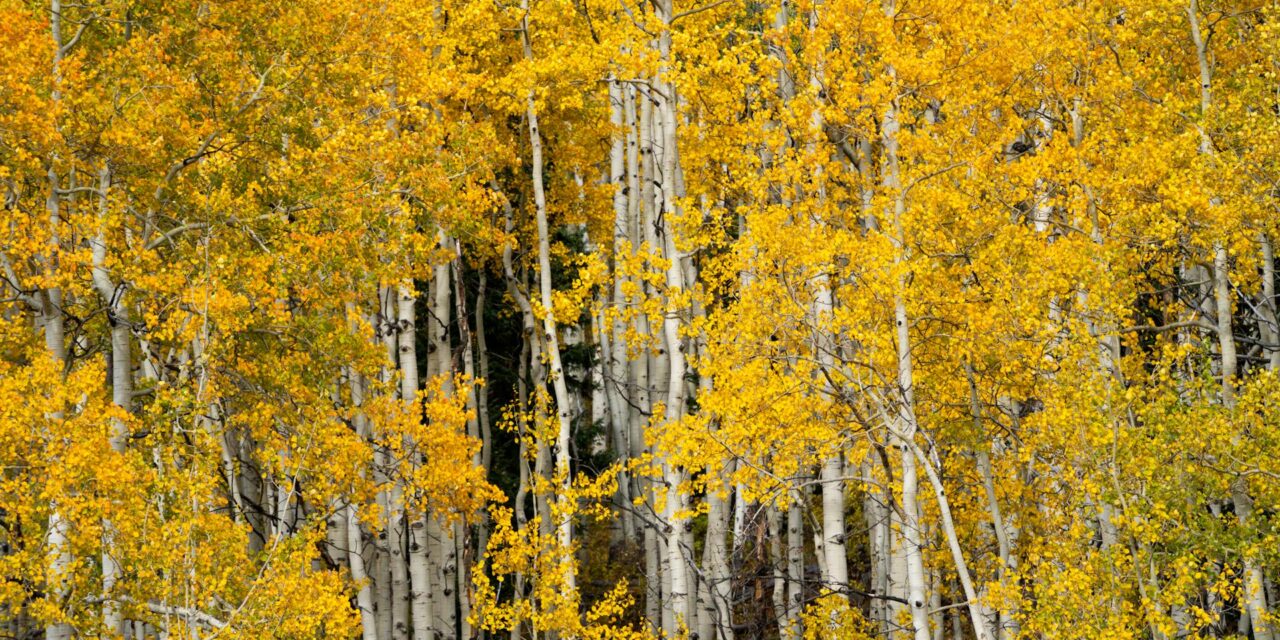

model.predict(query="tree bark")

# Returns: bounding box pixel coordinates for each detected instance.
[44,4,71,637]
[700,457,735,640]
[520,3,577,596]
[879,4,930,629]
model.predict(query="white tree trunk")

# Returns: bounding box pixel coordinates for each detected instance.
[379,285,410,640]
[768,506,789,639]
[785,494,804,640]
[1260,234,1280,370]
[968,365,1016,639]
[898,440,931,640]
[700,457,735,640]
[347,367,379,640]
[44,5,72,636]
[880,11,930,629]
[454,244,482,640]
[863,456,891,636]
[913,443,993,640]
[347,501,377,640]
[520,6,576,596]
[1188,0,1273,632]
[374,288,399,640]
[819,453,847,596]
[91,163,131,636]
[398,280,436,640]
[652,0,695,628]
[800,2,850,605]
[1215,245,1273,640]
[432,239,458,638]
[41,201,72,640]
[606,80,636,540]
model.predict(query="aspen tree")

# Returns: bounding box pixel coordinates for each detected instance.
[519,0,578,601]
[42,2,72,635]
[7,0,1280,638]
[876,6,929,637]
[650,0,695,618]
[348,363,379,640]
[1188,1,1273,636]
[89,162,130,636]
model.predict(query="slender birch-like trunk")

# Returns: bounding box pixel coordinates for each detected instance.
[1260,234,1279,371]
[913,442,992,640]
[454,243,482,640]
[700,456,735,640]
[607,78,637,541]
[90,163,131,636]
[897,433,930,640]
[431,235,458,637]
[967,364,1014,639]
[929,567,943,640]
[652,0,695,629]
[878,4,929,631]
[398,278,436,640]
[863,456,892,636]
[520,3,577,597]
[378,284,410,640]
[373,287,400,640]
[784,493,804,640]
[643,85,675,638]
[1186,2,1273,636]
[1216,241,1272,640]
[501,192,549,635]
[348,366,379,640]
[804,6,850,599]
[44,4,72,637]
[818,453,847,591]
[475,271,493,474]
[632,73,662,636]
[768,505,790,639]
[346,498,376,640]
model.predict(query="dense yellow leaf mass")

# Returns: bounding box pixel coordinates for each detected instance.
[2,0,1280,638]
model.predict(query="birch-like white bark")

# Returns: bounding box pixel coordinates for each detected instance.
[805,30,850,607]
[431,236,458,636]
[652,0,695,628]
[379,285,410,640]
[347,365,378,640]
[44,4,72,637]
[1247,253,1279,633]
[90,163,131,635]
[346,498,376,640]
[1260,234,1279,370]
[913,442,992,640]
[1187,1,1273,634]
[768,506,789,638]
[520,4,577,595]
[398,278,436,640]
[372,290,396,640]
[784,495,804,640]
[897,435,930,640]
[879,4,930,628]
[645,93,677,634]
[633,73,662,636]
[967,364,1015,639]
[818,453,847,590]
[454,244,481,640]
[700,457,735,640]
[863,456,892,636]
[607,79,637,540]
[475,271,494,473]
